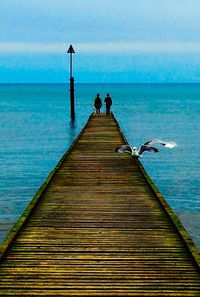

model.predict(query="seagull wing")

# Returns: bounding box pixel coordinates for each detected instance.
[144,139,177,148]
[114,144,133,154]
[138,145,159,156]
[144,139,162,146]
[161,141,177,148]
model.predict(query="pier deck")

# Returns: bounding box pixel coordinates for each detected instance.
[0,113,200,296]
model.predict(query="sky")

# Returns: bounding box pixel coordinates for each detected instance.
[1,0,200,83]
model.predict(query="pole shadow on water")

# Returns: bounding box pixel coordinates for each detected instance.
[70,112,76,129]
[68,113,76,144]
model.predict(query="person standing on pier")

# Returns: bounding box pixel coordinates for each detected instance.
[94,93,102,115]
[104,93,112,115]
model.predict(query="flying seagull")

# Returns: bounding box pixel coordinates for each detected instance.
[114,139,177,157]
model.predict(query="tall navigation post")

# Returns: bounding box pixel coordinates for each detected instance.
[67,45,75,117]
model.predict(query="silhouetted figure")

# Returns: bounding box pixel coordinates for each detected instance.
[104,93,112,115]
[94,93,102,115]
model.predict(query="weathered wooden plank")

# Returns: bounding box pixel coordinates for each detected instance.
[0,287,199,297]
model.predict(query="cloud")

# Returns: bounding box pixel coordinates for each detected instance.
[0,42,65,54]
[77,42,200,54]
[0,41,200,54]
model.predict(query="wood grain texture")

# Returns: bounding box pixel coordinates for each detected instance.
[0,113,199,296]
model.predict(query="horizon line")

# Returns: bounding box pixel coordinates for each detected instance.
[1,82,200,85]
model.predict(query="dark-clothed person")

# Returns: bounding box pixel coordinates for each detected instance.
[104,93,112,115]
[94,93,102,115]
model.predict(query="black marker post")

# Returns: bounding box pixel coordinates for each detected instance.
[67,45,75,118]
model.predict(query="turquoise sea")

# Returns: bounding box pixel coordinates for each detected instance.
[0,83,199,249]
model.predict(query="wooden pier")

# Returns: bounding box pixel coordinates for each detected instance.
[0,113,200,296]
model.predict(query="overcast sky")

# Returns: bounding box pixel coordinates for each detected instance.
[1,0,200,83]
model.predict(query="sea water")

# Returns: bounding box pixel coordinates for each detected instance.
[0,83,199,249]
